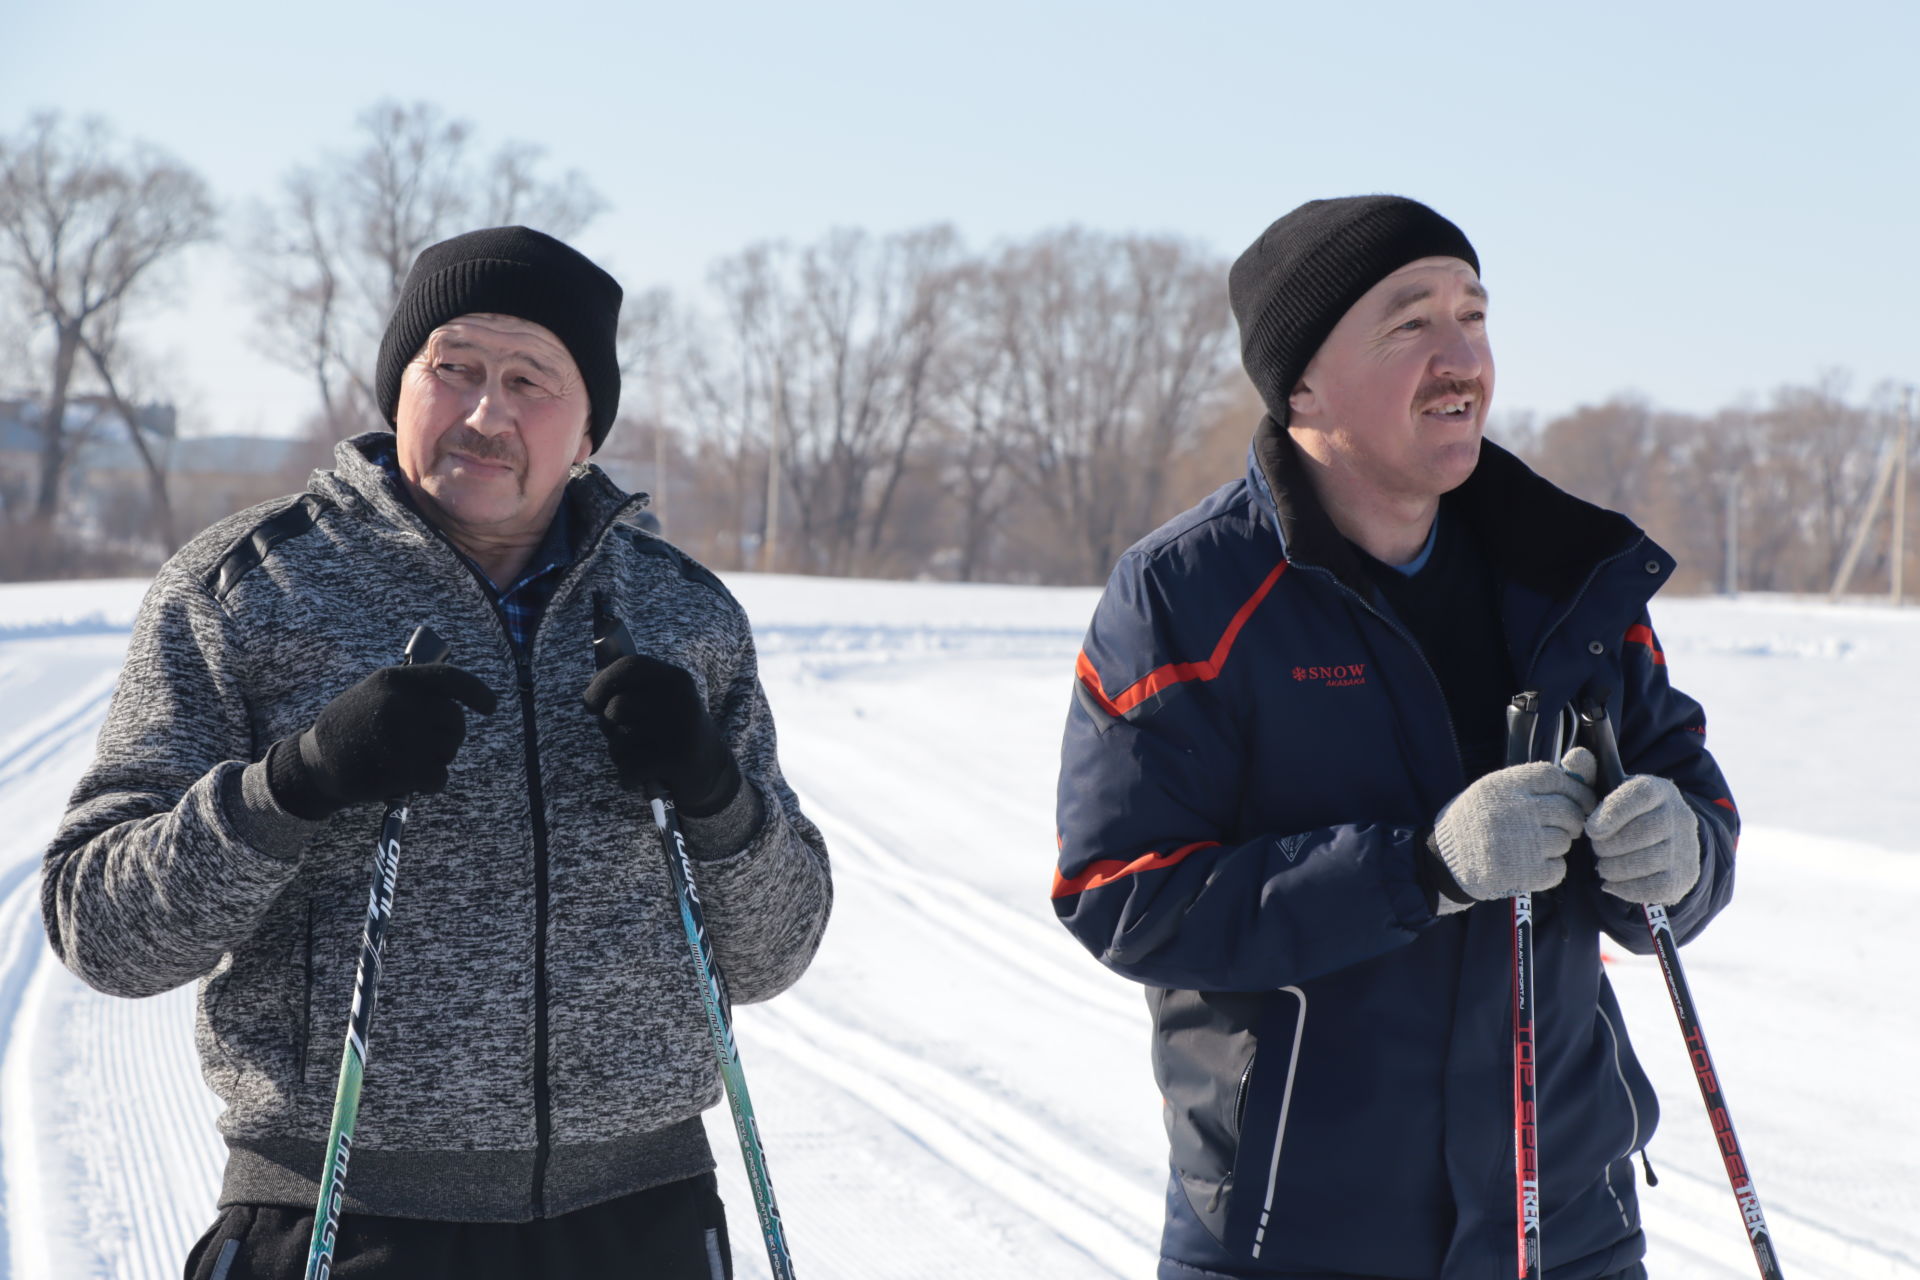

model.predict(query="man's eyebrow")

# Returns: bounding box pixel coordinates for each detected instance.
[1381,279,1489,318]
[430,336,563,378]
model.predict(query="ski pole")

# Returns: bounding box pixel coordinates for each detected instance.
[1504,692,1544,1280]
[592,607,798,1280]
[304,623,449,1280]
[1576,697,1786,1280]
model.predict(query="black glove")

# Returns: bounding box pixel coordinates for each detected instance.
[268,663,498,820]
[583,654,742,816]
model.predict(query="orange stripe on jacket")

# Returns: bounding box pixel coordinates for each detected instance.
[1076,562,1289,717]
[1052,841,1222,900]
[1625,624,1666,665]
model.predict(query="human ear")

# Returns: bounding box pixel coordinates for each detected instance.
[1288,377,1318,420]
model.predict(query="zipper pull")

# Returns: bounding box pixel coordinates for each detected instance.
[1639,1149,1659,1187]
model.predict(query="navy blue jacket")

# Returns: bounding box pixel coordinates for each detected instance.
[1055,423,1738,1280]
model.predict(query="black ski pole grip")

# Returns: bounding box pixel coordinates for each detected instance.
[1506,691,1542,766]
[1576,694,1628,794]
[380,625,451,804]
[405,624,450,667]
[592,601,636,670]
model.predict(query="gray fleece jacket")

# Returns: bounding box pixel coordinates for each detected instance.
[42,433,832,1222]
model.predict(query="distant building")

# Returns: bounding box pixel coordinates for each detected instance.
[0,395,178,493]
[1,397,304,536]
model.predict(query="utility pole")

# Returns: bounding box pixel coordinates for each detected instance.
[650,368,666,538]
[763,369,785,574]
[1723,471,1741,596]
[1894,387,1911,606]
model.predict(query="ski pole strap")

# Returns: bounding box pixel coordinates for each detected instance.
[1575,698,1786,1280]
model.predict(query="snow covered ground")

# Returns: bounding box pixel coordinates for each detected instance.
[0,574,1914,1279]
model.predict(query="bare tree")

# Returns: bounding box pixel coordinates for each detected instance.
[931,260,1021,581]
[679,244,787,567]
[76,302,178,550]
[1526,395,1663,516]
[779,226,959,575]
[1762,372,1873,585]
[0,112,214,526]
[685,227,965,576]
[591,284,682,519]
[244,101,605,441]
[983,229,1234,582]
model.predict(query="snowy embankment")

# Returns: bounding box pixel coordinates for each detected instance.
[0,575,1914,1279]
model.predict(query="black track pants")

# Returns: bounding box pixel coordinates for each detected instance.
[183,1171,731,1279]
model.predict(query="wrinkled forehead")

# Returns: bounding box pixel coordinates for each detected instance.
[418,312,579,378]
[1355,256,1486,321]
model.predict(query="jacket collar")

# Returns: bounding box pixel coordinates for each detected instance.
[311,431,648,556]
[1248,413,1655,601]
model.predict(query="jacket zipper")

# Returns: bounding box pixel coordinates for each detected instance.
[373,472,647,1219]
[514,654,554,1217]
[410,494,639,1209]
[1297,564,1468,780]
[427,549,560,1216]
[419,541,566,1215]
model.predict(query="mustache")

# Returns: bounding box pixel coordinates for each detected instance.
[1416,377,1483,407]
[438,427,523,468]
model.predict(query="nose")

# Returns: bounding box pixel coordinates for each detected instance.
[465,382,514,435]
[1432,321,1487,384]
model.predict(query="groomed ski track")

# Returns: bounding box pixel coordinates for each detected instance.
[0,579,1915,1278]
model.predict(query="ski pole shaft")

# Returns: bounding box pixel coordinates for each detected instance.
[1505,692,1544,1280]
[304,624,448,1280]
[593,608,798,1280]
[1577,698,1785,1280]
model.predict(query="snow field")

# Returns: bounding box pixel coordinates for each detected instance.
[0,578,1914,1278]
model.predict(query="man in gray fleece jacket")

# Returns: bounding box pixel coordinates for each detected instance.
[43,226,832,1279]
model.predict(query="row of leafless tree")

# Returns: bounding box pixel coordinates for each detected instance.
[628,224,1235,582]
[1506,375,1915,596]
[3,103,1913,592]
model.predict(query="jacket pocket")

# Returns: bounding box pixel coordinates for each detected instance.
[1595,978,1659,1162]
[1150,987,1264,1245]
[1224,986,1308,1260]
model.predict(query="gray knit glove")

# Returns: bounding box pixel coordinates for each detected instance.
[1587,774,1701,905]
[1428,751,1598,913]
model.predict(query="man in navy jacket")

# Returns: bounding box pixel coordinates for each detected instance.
[1054,196,1738,1280]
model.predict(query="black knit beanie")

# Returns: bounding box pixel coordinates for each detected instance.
[1228,196,1478,426]
[375,226,623,452]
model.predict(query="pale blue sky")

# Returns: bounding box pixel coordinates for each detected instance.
[6,0,1917,437]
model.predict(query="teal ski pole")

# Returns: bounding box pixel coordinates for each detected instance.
[593,606,798,1280]
[304,623,448,1280]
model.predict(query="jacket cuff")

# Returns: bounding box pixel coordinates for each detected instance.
[1417,827,1474,916]
[221,755,322,862]
[676,780,766,861]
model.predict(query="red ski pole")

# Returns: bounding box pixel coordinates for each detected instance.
[1504,692,1545,1280]
[1576,696,1785,1280]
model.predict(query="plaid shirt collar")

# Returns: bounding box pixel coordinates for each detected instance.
[368,437,576,654]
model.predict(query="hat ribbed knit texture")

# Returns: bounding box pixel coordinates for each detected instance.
[375,226,623,451]
[1229,196,1478,425]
